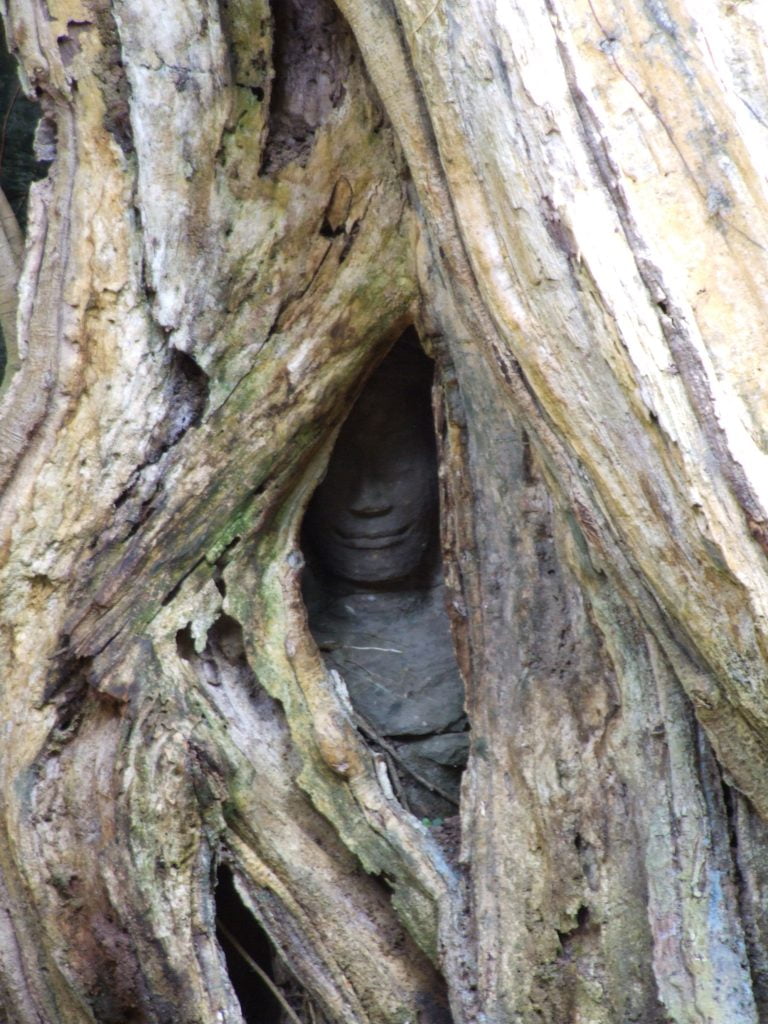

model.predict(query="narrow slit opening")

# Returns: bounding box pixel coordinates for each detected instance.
[301,329,468,821]
[215,865,282,1024]
[259,0,351,175]
[0,20,50,386]
[0,21,48,232]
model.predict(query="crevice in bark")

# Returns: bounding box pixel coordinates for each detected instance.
[0,18,50,386]
[215,0,272,172]
[157,556,204,607]
[725,785,768,1015]
[521,429,534,485]
[167,347,210,433]
[48,680,89,745]
[319,176,352,238]
[102,348,209,551]
[302,329,469,822]
[259,0,352,175]
[41,647,91,705]
[175,623,196,662]
[0,20,48,231]
[215,866,332,1024]
[38,650,126,757]
[176,614,249,689]
[215,865,283,1024]
[573,831,599,891]
[118,347,209,500]
[163,540,238,611]
[556,903,593,947]
[722,780,738,846]
[38,658,93,756]
[90,6,133,154]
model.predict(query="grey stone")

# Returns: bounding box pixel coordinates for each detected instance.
[303,335,468,819]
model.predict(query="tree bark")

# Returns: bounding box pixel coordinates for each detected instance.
[2,1,768,1022]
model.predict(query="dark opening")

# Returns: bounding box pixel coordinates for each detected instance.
[1,21,51,384]
[167,348,209,434]
[0,22,48,231]
[557,904,595,949]
[318,218,343,239]
[215,865,282,1024]
[259,0,350,174]
[302,330,469,820]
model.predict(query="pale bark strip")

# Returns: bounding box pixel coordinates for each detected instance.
[0,0,78,494]
[0,185,20,376]
[0,183,22,263]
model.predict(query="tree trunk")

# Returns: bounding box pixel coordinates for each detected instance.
[2,1,768,1022]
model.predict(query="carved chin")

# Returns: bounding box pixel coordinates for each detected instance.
[324,534,429,582]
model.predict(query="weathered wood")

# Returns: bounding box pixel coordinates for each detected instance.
[2,0,768,1022]
[0,185,21,376]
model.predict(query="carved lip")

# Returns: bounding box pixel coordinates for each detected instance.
[334,522,412,548]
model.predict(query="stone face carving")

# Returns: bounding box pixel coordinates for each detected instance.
[303,336,468,818]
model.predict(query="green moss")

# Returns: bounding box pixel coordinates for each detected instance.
[217,0,272,187]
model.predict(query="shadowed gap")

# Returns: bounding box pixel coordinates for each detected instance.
[0,22,47,230]
[0,20,48,384]
[215,865,282,1024]
[259,0,351,174]
[302,329,469,822]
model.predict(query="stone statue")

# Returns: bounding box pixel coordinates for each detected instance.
[303,337,468,819]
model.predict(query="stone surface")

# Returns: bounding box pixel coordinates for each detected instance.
[304,337,468,818]
[308,584,467,739]
[304,336,439,586]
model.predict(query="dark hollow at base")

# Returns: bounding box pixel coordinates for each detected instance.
[215,865,282,1024]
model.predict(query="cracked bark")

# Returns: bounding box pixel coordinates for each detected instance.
[3,1,768,1022]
